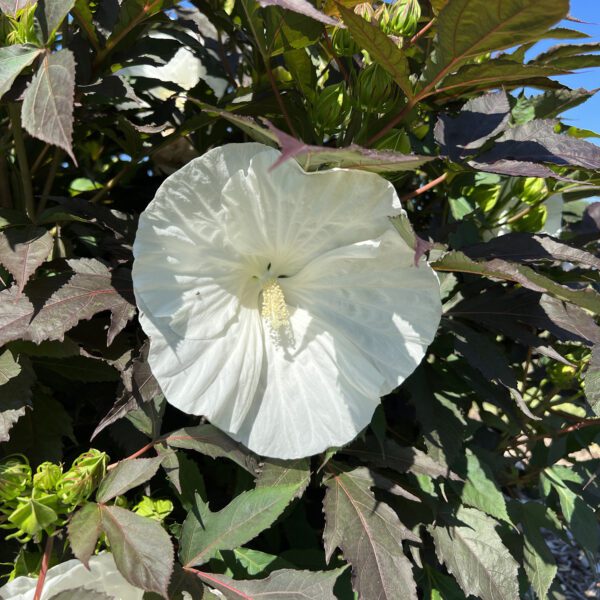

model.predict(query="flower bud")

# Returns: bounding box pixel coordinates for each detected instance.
[0,456,31,504]
[354,2,374,22]
[331,27,359,57]
[356,63,396,112]
[312,82,350,134]
[33,462,63,493]
[57,449,108,507]
[380,0,421,37]
[6,492,60,542]
[133,496,174,523]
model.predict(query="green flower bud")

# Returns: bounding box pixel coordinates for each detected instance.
[312,82,350,134]
[57,449,108,507]
[356,63,396,112]
[33,462,63,493]
[354,2,375,22]
[133,496,174,523]
[520,177,548,205]
[6,492,60,542]
[331,27,359,57]
[380,0,421,37]
[0,456,31,504]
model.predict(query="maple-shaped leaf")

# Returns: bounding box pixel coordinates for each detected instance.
[322,464,419,600]
[0,258,135,346]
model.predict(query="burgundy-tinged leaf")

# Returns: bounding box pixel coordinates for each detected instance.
[0,227,53,291]
[0,354,34,442]
[445,319,540,420]
[67,502,102,567]
[99,504,174,598]
[434,91,510,161]
[96,456,163,503]
[164,424,260,475]
[0,259,135,347]
[469,158,574,181]
[323,464,418,600]
[585,345,600,416]
[463,232,600,270]
[22,49,76,163]
[258,0,340,26]
[194,568,343,600]
[477,119,600,171]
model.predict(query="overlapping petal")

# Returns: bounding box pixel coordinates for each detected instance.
[133,143,442,459]
[0,553,143,599]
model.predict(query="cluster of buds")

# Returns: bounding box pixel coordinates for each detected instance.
[0,450,108,543]
[379,0,421,37]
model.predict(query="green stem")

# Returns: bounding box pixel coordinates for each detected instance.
[8,103,35,221]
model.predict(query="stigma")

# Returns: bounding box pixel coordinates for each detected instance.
[261,278,291,337]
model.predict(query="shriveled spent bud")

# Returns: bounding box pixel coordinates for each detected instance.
[312,82,351,134]
[381,0,421,37]
[0,456,31,504]
[356,63,396,112]
[33,462,63,493]
[331,27,359,56]
[57,449,108,507]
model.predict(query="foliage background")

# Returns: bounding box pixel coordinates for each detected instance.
[0,0,600,598]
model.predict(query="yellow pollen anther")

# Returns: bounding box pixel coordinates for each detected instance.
[261,278,290,333]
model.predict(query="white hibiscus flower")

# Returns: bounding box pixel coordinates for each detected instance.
[132,143,442,459]
[0,553,143,600]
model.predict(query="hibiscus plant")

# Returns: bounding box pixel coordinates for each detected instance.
[0,0,599,599]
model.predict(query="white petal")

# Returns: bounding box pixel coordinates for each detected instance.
[0,553,143,600]
[133,143,271,339]
[140,296,264,434]
[284,230,441,392]
[232,308,384,459]
[221,150,401,274]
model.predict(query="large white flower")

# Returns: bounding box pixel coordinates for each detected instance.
[132,143,442,459]
[0,553,143,600]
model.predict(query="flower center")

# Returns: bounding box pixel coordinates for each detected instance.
[260,278,290,333]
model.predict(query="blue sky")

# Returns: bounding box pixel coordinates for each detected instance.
[523,0,600,139]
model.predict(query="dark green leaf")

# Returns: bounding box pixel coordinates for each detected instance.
[100,504,174,598]
[164,424,260,475]
[430,506,519,600]
[455,450,510,522]
[435,60,566,97]
[432,251,600,314]
[0,45,42,100]
[180,484,300,567]
[323,464,418,600]
[0,226,53,291]
[67,502,102,567]
[255,458,311,498]
[96,456,163,503]
[344,437,458,479]
[338,4,413,98]
[196,567,343,600]
[22,49,76,163]
[421,0,568,89]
